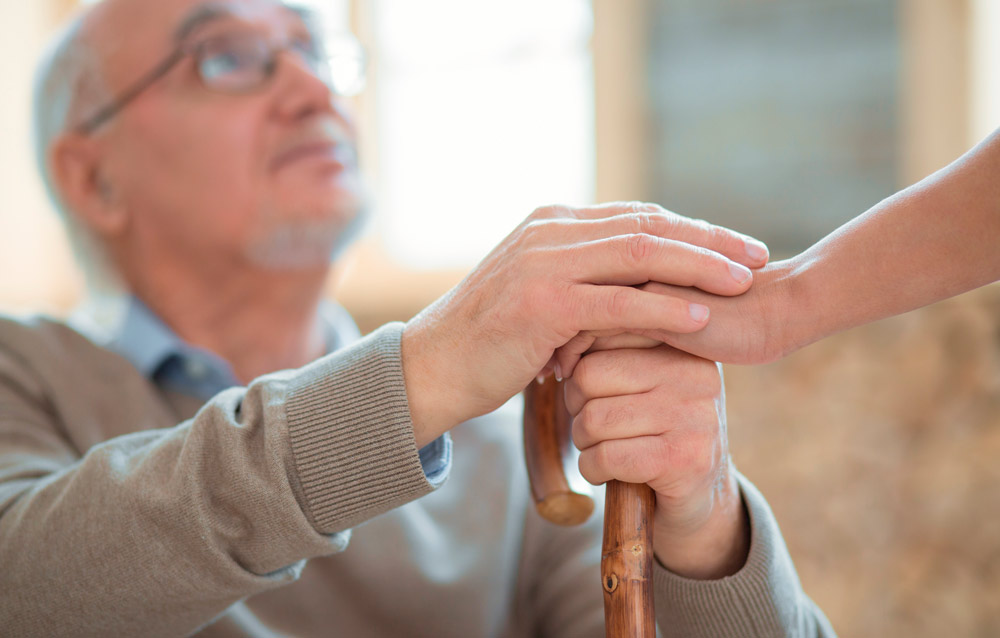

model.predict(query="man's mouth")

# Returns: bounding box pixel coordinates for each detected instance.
[270,141,356,173]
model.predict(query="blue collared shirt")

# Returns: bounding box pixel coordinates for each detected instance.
[99,298,450,485]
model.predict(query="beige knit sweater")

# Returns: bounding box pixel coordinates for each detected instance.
[0,315,834,637]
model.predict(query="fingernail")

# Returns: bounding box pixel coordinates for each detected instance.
[689,303,710,323]
[729,263,752,284]
[745,239,769,262]
[554,362,564,382]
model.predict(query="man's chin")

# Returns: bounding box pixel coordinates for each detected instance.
[244,204,370,272]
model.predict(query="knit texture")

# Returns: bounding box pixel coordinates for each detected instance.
[654,474,837,637]
[285,323,434,533]
[0,314,835,637]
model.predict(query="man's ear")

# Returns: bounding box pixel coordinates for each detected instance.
[49,133,129,237]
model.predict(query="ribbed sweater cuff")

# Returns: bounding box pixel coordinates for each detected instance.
[653,471,808,637]
[284,322,436,534]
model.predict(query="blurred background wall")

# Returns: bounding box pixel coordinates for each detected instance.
[1,1,998,635]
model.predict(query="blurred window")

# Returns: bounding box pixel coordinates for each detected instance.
[647,0,900,253]
[972,0,1000,140]
[367,0,595,269]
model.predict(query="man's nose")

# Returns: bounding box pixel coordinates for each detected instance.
[271,51,338,122]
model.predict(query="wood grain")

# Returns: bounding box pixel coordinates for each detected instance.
[602,480,656,638]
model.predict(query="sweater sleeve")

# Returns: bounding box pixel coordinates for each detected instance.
[517,471,833,638]
[0,322,441,638]
[652,471,837,637]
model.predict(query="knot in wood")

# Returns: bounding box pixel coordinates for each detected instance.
[603,572,619,593]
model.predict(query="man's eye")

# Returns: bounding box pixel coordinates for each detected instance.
[202,52,244,78]
[199,43,265,82]
[290,37,322,65]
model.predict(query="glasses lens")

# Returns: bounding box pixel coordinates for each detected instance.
[197,36,271,92]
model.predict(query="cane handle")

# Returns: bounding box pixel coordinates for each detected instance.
[522,376,595,526]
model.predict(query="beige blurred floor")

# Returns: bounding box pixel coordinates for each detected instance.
[723,283,1000,637]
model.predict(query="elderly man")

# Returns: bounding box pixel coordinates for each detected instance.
[0,0,833,636]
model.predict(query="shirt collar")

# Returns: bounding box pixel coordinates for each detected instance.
[70,294,362,381]
[110,298,189,377]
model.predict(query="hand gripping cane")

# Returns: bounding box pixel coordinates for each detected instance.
[524,375,656,637]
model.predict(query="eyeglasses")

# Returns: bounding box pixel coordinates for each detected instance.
[76,31,367,135]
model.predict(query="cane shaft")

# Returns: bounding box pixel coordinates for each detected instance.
[601,480,656,638]
[524,376,656,636]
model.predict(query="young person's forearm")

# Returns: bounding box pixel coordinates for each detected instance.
[558,130,998,366]
[780,128,1000,352]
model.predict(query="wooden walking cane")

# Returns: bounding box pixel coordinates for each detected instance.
[524,375,656,637]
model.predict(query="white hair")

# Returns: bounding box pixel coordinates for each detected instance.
[32,13,123,295]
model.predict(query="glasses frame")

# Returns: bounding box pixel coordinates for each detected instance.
[74,32,360,136]
[76,44,191,136]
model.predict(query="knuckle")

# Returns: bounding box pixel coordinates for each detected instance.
[632,212,666,238]
[562,377,582,415]
[516,219,558,255]
[572,407,595,448]
[693,400,721,431]
[689,431,721,477]
[664,433,700,473]
[690,217,713,235]
[643,434,668,465]
[605,287,633,320]
[592,442,615,474]
[688,357,723,393]
[629,213,647,236]
[577,400,597,424]
[517,219,556,248]
[714,228,746,258]
[604,402,634,426]
[521,218,545,236]
[572,356,599,395]
[692,218,722,247]
[691,243,722,266]
[623,233,655,266]
[707,222,729,244]
[708,222,741,252]
[631,201,661,216]
[669,413,721,473]
[705,367,724,396]
[696,246,735,281]
[529,205,559,220]
[597,350,625,379]
[508,224,532,252]
[675,397,714,428]
[577,450,601,486]
[706,367,724,395]
[639,437,671,480]
[659,211,683,237]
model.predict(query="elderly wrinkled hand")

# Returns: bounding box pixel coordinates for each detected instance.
[563,343,750,580]
[401,202,769,447]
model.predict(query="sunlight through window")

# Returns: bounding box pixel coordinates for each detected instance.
[369,0,595,269]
